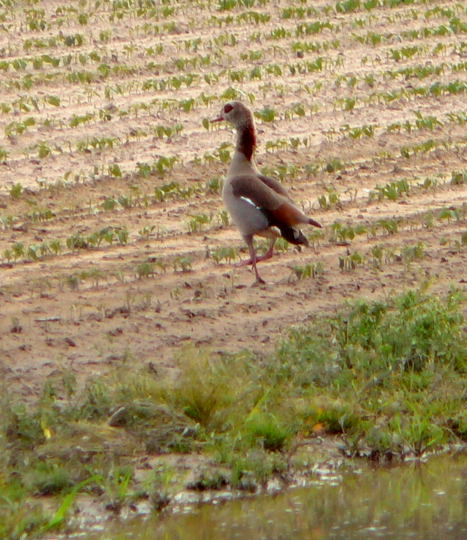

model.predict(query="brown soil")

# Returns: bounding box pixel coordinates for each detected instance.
[0,0,465,399]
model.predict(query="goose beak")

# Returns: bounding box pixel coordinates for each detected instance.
[211,114,224,123]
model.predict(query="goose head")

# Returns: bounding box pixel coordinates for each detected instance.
[211,101,254,129]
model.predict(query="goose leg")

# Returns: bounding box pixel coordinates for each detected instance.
[235,236,275,267]
[256,237,275,263]
[239,234,265,284]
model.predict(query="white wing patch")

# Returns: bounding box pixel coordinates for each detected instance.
[240,196,261,209]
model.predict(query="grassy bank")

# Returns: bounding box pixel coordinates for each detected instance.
[1,287,465,538]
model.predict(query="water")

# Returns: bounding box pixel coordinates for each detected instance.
[86,453,465,540]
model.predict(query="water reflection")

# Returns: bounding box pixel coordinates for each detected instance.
[87,454,465,540]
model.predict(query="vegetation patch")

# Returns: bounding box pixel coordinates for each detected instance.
[0,288,464,538]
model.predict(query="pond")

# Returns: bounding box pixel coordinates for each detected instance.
[84,452,465,540]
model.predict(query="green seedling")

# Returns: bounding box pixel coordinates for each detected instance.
[138,225,156,239]
[377,219,399,235]
[216,210,230,227]
[69,113,94,127]
[414,111,442,131]
[336,0,361,13]
[173,256,192,272]
[289,262,324,281]
[339,251,365,271]
[307,229,325,249]
[66,234,88,251]
[370,179,410,201]
[318,188,341,210]
[5,117,35,138]
[330,223,366,244]
[254,106,276,122]
[102,197,118,211]
[324,158,344,173]
[205,177,222,194]
[438,208,460,222]
[451,171,466,185]
[211,247,239,264]
[9,183,23,199]
[402,243,425,266]
[108,164,123,178]
[187,213,212,233]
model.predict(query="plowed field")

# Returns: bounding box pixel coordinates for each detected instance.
[0,0,465,398]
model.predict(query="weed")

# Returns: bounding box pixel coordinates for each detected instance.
[103,466,134,512]
[243,411,290,451]
[165,349,242,430]
[24,463,74,496]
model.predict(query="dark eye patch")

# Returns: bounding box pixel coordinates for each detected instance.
[224,103,234,114]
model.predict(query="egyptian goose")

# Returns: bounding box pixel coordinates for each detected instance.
[211,101,322,284]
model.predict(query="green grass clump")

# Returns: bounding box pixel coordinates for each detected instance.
[243,411,290,451]
[24,463,74,496]
[274,288,465,454]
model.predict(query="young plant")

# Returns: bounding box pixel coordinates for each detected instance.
[318,188,341,210]
[211,247,238,264]
[289,262,324,281]
[173,257,192,272]
[339,250,365,271]
[186,213,212,233]
[9,183,23,199]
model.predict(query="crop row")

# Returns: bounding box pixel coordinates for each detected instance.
[2,32,464,96]
[292,233,465,281]
[1,3,464,84]
[2,186,464,267]
[2,0,455,32]
[1,108,463,211]
[1,36,464,118]
[1,123,464,211]
[1,73,465,156]
[0,16,456,77]
[2,3,460,76]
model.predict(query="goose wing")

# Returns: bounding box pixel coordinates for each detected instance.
[257,174,291,200]
[230,175,307,226]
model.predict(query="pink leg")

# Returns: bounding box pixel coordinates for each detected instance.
[235,237,275,268]
[240,235,265,284]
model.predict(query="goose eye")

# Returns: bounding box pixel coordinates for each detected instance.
[224,104,234,114]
